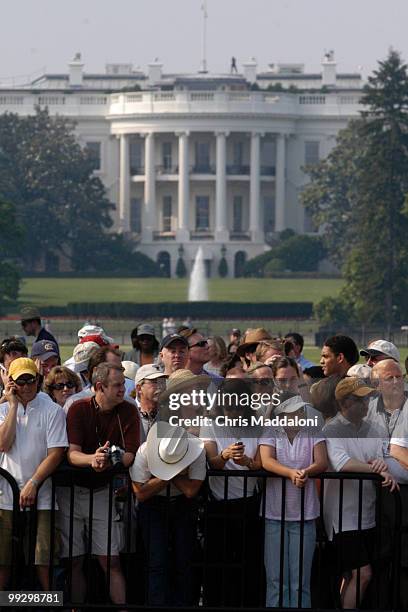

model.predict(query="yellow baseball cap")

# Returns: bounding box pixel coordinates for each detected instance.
[9,357,38,380]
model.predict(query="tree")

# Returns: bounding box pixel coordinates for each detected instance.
[0,107,160,275]
[176,257,187,278]
[243,233,325,277]
[0,198,22,309]
[218,257,228,278]
[302,50,408,329]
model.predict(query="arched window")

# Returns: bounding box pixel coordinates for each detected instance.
[234,251,247,278]
[157,251,171,278]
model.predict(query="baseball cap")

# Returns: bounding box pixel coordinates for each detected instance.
[335,376,375,401]
[137,324,155,337]
[135,364,167,385]
[360,340,400,362]
[347,364,372,379]
[31,340,59,362]
[159,333,189,352]
[9,357,38,380]
[80,334,109,347]
[122,361,139,381]
[77,324,104,339]
[73,341,99,372]
[231,328,241,335]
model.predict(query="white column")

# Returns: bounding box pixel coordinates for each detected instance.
[143,132,155,241]
[215,131,228,241]
[119,134,130,232]
[249,132,262,241]
[177,132,190,241]
[275,133,286,232]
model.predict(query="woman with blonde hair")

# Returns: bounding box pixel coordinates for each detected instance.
[255,339,285,365]
[44,365,82,408]
[205,336,228,376]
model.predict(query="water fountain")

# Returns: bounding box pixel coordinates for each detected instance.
[188,246,208,301]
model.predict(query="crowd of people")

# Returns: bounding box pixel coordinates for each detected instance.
[0,306,408,608]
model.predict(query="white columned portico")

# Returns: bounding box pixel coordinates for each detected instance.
[177,131,190,241]
[143,132,156,241]
[275,133,286,232]
[249,131,263,241]
[215,131,228,241]
[118,134,130,232]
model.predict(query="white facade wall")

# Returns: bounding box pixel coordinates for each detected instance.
[0,83,361,277]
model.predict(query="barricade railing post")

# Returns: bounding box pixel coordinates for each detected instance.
[1,464,404,610]
[0,467,21,590]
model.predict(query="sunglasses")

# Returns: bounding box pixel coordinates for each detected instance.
[252,379,273,386]
[51,382,76,390]
[14,377,37,387]
[189,340,208,348]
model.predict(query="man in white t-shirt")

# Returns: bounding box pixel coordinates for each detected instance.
[130,422,205,606]
[324,377,397,609]
[0,358,67,590]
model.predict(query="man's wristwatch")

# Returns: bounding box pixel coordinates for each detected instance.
[29,478,39,488]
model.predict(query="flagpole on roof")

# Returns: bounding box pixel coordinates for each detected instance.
[199,0,208,73]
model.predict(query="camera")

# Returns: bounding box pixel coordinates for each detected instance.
[107,445,125,467]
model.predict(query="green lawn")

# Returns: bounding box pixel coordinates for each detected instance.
[19,277,344,307]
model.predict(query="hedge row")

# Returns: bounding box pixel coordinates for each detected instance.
[39,302,313,319]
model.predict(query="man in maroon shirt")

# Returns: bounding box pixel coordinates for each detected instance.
[58,362,140,606]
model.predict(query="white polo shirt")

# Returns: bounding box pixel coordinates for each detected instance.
[0,394,68,510]
[323,413,383,539]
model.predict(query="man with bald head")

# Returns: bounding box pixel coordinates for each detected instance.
[367,359,408,463]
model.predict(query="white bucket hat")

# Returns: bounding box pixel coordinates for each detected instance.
[146,421,204,481]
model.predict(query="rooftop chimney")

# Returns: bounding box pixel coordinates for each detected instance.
[242,58,258,84]
[148,59,163,85]
[321,50,336,87]
[69,52,84,87]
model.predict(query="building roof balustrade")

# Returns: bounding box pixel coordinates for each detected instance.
[0,89,363,120]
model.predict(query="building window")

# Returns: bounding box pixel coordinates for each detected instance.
[162,142,172,171]
[86,142,101,171]
[195,142,210,172]
[195,196,210,230]
[263,196,275,233]
[304,141,320,166]
[163,196,172,231]
[261,140,275,175]
[233,196,243,232]
[130,198,141,233]
[129,140,143,174]
[233,141,244,167]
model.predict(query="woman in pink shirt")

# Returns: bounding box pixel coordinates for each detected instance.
[260,357,328,608]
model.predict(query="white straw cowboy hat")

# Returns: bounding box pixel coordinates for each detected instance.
[146,421,204,481]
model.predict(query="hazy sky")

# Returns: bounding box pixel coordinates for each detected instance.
[1,0,407,82]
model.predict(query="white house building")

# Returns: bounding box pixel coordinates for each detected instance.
[0,52,364,277]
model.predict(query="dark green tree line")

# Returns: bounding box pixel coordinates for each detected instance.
[302,50,408,330]
[0,107,161,277]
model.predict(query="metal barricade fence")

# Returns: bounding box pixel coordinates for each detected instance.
[0,465,403,610]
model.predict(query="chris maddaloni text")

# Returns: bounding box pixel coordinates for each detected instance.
[168,415,320,428]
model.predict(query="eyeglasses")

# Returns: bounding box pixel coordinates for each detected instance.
[14,377,37,387]
[189,340,208,348]
[252,379,273,386]
[51,382,76,391]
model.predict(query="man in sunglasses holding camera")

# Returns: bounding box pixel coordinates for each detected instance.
[0,357,67,590]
